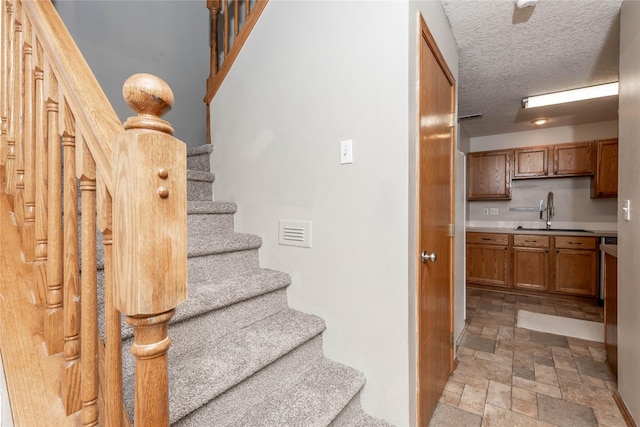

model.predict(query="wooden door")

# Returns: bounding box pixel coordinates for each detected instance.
[417,14,455,426]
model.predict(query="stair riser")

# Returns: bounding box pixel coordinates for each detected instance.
[188,179,213,201]
[187,152,211,173]
[188,250,260,283]
[173,335,325,427]
[188,213,234,234]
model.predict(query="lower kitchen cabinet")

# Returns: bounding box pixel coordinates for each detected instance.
[466,233,510,288]
[553,236,598,297]
[466,232,599,298]
[512,235,550,291]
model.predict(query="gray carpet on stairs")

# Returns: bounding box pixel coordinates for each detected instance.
[111,145,393,426]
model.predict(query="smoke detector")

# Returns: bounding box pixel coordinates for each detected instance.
[515,0,537,8]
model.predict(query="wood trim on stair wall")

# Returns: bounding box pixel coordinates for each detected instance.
[614,392,638,427]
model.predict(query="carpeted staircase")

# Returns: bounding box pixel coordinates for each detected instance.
[109,145,393,426]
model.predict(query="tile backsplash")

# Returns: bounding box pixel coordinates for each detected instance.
[466,176,618,231]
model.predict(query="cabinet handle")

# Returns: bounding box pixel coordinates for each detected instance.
[545,249,549,253]
[568,242,582,245]
[525,240,537,243]
[505,247,508,251]
[556,249,559,253]
[482,238,491,241]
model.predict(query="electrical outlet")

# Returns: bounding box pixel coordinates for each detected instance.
[490,208,499,215]
[482,208,489,216]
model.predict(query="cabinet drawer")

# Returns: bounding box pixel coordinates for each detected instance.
[555,236,597,250]
[467,233,508,245]
[513,235,549,248]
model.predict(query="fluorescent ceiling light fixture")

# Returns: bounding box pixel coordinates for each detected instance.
[522,82,618,109]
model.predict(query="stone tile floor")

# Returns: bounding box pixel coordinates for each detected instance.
[429,287,626,427]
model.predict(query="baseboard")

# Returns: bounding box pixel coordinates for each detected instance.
[614,391,637,427]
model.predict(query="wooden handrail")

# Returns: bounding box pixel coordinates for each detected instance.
[204,0,268,143]
[1,1,188,426]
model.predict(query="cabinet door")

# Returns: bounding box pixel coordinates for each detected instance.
[467,150,512,200]
[553,248,597,296]
[466,243,510,288]
[552,142,594,176]
[513,146,548,179]
[513,247,549,291]
[593,139,618,198]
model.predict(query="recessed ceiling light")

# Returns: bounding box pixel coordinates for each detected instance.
[532,118,549,126]
[522,82,618,109]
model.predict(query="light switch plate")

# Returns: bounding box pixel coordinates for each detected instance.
[623,199,631,221]
[340,140,353,164]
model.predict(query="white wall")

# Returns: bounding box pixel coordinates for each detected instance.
[466,121,618,229]
[53,1,209,147]
[617,0,640,421]
[211,1,458,424]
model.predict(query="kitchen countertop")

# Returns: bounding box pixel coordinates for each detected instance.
[600,244,618,257]
[467,227,618,238]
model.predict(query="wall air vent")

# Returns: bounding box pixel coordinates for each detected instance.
[278,220,312,248]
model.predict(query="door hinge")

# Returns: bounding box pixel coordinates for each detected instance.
[450,333,454,348]
[449,224,455,237]
[449,113,456,128]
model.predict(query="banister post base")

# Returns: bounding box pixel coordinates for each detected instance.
[44,306,64,355]
[62,358,82,415]
[126,309,175,427]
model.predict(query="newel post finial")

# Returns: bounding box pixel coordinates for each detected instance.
[122,73,175,135]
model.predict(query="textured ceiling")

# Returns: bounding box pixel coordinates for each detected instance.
[441,0,623,138]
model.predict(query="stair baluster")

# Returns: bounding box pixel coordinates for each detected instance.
[13,2,24,201]
[5,1,16,193]
[44,74,63,357]
[79,137,98,426]
[22,15,36,262]
[98,182,124,427]
[0,0,9,168]
[62,101,82,410]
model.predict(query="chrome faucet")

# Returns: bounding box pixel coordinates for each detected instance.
[539,191,554,229]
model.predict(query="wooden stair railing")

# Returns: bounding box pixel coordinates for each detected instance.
[0,1,187,426]
[204,0,268,144]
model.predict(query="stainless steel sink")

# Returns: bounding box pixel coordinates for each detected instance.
[515,226,593,233]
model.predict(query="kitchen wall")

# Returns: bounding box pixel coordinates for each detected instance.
[466,120,618,231]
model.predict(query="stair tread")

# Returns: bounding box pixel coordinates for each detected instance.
[188,200,237,214]
[165,308,327,423]
[187,144,214,156]
[236,357,366,427]
[184,269,290,314]
[187,169,215,182]
[115,269,291,341]
[188,232,262,257]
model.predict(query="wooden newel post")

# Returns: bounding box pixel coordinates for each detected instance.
[112,73,187,427]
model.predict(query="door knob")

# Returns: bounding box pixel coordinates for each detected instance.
[421,251,437,264]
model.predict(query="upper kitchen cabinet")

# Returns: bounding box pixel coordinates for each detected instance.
[552,141,594,177]
[593,138,618,198]
[513,146,548,179]
[467,149,512,200]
